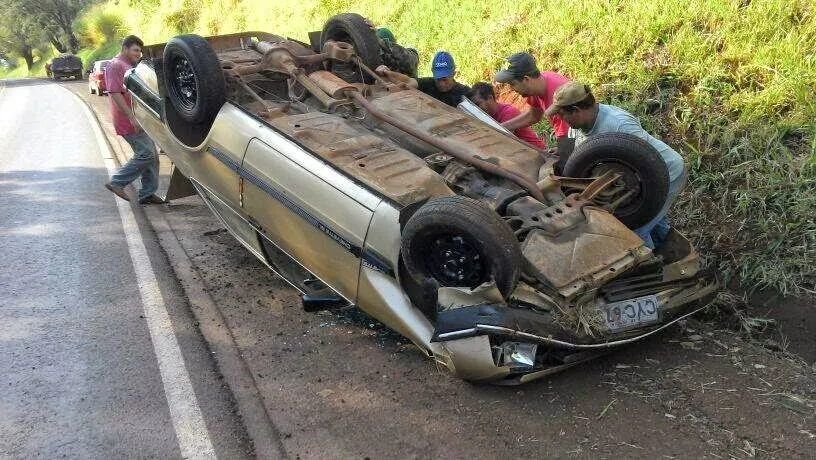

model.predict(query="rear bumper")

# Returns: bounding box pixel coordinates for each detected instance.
[434,271,718,383]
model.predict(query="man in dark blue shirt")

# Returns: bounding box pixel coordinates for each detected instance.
[376,51,470,107]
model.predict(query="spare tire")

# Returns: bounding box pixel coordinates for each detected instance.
[321,13,382,72]
[563,132,669,228]
[401,196,522,298]
[163,34,225,125]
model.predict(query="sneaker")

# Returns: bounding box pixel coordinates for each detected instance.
[104,182,130,201]
[139,194,166,205]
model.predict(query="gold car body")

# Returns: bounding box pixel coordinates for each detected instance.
[126,32,717,384]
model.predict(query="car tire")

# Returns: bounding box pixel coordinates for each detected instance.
[401,196,522,299]
[321,13,382,73]
[563,132,670,228]
[163,34,225,125]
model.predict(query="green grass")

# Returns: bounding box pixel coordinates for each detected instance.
[76,41,120,71]
[0,47,56,79]
[0,62,31,79]
[73,0,816,295]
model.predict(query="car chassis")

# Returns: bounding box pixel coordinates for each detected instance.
[125,17,718,384]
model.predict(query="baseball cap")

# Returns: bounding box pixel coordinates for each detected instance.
[431,51,455,79]
[544,82,593,116]
[494,52,540,83]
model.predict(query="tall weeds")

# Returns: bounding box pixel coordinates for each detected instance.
[77,0,816,294]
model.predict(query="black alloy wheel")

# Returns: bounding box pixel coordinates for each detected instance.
[424,234,488,288]
[167,55,198,114]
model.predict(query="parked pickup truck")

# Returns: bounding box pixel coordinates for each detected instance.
[50,54,83,80]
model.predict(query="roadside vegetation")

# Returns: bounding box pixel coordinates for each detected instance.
[1,0,814,296]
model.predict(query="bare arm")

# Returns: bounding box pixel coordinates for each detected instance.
[375,65,418,89]
[501,106,544,131]
[110,92,140,133]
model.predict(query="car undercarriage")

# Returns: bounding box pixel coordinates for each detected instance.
[128,13,718,383]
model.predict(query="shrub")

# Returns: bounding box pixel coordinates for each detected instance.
[74,4,126,48]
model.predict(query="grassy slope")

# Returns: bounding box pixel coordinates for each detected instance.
[87,0,816,293]
[0,48,56,79]
[76,41,120,70]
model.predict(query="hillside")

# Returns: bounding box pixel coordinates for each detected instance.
[19,0,816,293]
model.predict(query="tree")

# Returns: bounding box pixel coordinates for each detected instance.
[0,3,47,70]
[21,0,91,54]
[49,36,68,53]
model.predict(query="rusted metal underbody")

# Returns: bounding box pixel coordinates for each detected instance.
[182,34,549,207]
[156,31,704,307]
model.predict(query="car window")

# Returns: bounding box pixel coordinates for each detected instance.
[458,98,511,134]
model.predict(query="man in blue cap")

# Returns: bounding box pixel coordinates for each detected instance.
[376,51,470,107]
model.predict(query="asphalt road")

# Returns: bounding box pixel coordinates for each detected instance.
[65,80,816,459]
[4,78,814,459]
[0,79,252,458]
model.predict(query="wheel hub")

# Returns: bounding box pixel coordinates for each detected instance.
[426,235,486,287]
[171,57,197,110]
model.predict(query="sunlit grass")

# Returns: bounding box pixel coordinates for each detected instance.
[0,47,56,79]
[0,62,31,79]
[76,41,121,71]
[69,0,816,294]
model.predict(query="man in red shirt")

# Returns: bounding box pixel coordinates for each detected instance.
[468,82,546,149]
[103,35,165,204]
[494,52,572,170]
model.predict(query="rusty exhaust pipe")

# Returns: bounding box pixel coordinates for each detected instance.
[347,91,546,202]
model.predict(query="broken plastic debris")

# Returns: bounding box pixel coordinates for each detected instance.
[437,281,503,311]
[496,341,537,369]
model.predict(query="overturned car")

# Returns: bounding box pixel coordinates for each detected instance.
[125,13,717,384]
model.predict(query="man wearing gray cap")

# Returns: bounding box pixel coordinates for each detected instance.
[547,81,687,249]
[494,52,571,152]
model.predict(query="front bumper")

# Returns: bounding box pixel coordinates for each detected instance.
[433,271,718,384]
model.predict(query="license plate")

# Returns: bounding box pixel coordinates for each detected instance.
[601,294,659,332]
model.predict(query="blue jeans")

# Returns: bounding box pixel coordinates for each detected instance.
[110,132,159,201]
[635,169,688,249]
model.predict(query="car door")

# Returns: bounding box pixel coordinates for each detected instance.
[126,65,262,258]
[240,135,380,302]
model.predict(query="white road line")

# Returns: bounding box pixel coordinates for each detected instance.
[70,88,217,459]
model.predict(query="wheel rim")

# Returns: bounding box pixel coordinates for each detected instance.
[587,160,644,215]
[168,53,198,113]
[423,234,487,288]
